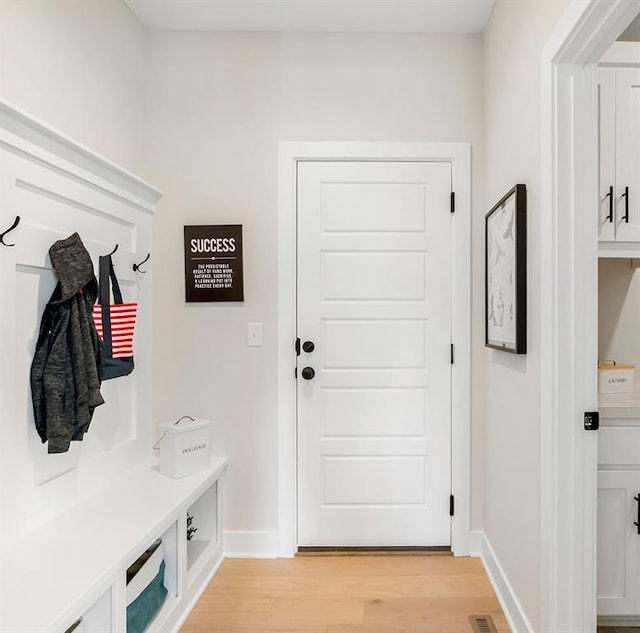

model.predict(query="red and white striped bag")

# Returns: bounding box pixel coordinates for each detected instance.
[93,254,137,380]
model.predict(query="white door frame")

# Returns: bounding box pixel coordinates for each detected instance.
[277,142,471,557]
[540,1,640,631]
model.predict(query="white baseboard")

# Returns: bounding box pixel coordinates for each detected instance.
[469,529,483,556]
[224,531,278,558]
[598,616,640,627]
[470,530,534,633]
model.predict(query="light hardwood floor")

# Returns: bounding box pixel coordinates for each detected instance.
[180,556,511,633]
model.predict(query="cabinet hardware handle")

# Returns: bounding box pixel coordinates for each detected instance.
[64,618,82,633]
[634,494,640,535]
[621,186,629,223]
[605,186,614,223]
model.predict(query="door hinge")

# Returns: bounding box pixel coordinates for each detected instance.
[294,367,298,379]
[295,337,301,356]
[449,495,455,517]
[450,192,455,214]
[450,343,454,365]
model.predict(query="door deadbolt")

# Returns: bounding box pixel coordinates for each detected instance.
[301,367,315,380]
[302,341,315,353]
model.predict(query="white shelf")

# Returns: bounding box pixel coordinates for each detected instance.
[187,540,210,569]
[146,594,180,633]
[598,242,640,258]
[0,458,227,633]
[186,478,220,588]
[599,385,640,420]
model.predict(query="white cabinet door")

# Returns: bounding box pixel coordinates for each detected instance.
[296,160,452,547]
[599,68,616,242]
[597,469,640,616]
[598,64,640,249]
[615,67,640,242]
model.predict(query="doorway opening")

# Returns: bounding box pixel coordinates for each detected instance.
[540,2,640,631]
[277,142,471,558]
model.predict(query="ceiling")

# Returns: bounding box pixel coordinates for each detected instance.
[124,0,495,33]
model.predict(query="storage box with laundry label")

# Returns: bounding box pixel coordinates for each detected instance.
[598,361,635,394]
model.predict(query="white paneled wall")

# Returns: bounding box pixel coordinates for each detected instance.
[0,101,160,546]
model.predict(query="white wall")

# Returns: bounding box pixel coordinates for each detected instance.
[0,0,146,174]
[483,1,567,629]
[143,32,485,539]
[599,259,640,368]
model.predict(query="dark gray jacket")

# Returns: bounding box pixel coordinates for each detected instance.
[30,233,104,453]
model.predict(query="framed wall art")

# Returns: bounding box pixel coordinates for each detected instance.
[184,224,244,302]
[485,184,527,354]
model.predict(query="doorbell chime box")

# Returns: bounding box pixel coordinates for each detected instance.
[159,417,210,478]
[598,361,635,394]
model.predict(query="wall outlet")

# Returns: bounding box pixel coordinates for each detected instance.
[247,322,262,347]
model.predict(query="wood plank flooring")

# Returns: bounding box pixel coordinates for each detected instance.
[180,556,511,633]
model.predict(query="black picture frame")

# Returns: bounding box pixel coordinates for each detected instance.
[485,184,527,354]
[184,224,244,302]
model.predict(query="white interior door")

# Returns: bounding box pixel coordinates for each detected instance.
[296,160,452,547]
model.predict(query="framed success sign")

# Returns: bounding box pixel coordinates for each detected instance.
[485,184,526,354]
[184,225,244,302]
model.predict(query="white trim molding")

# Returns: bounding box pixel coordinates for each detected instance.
[224,531,278,558]
[0,99,162,205]
[598,41,640,66]
[540,1,640,631]
[277,141,472,558]
[597,616,640,628]
[471,531,534,633]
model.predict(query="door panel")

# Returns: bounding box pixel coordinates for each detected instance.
[322,457,427,505]
[323,252,426,301]
[322,388,426,437]
[297,161,452,547]
[597,469,640,616]
[322,182,427,232]
[615,67,640,242]
[598,68,616,241]
[323,320,426,369]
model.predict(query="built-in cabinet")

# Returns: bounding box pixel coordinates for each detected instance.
[597,420,640,619]
[597,262,640,621]
[0,101,227,632]
[598,44,640,257]
[596,41,640,624]
[0,461,227,633]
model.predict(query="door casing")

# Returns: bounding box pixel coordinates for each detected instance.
[540,1,640,630]
[277,142,471,557]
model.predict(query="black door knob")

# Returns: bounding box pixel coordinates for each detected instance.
[302,341,315,353]
[301,367,315,380]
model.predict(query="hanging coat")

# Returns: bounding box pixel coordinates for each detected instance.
[30,233,104,454]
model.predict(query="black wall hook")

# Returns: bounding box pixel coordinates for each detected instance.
[133,253,150,274]
[0,215,21,247]
[107,244,119,257]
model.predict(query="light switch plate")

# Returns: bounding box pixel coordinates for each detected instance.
[247,322,262,347]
